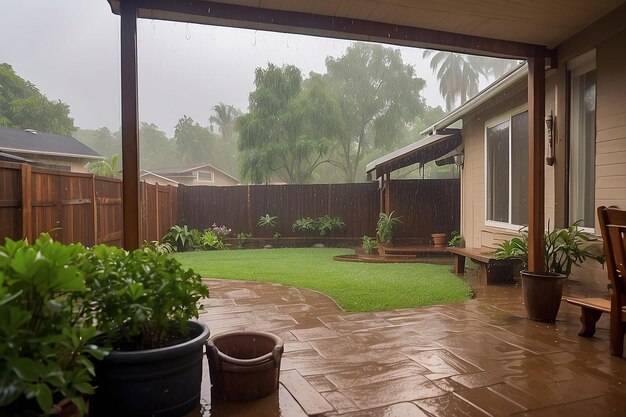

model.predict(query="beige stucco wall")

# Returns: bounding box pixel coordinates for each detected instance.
[459,26,626,290]
[14,152,96,173]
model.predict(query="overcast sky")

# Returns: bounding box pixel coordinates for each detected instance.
[2,0,458,137]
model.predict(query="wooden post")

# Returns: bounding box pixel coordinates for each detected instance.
[527,48,546,273]
[20,164,32,242]
[384,174,391,215]
[92,175,98,245]
[155,183,160,241]
[120,0,141,250]
[247,185,253,231]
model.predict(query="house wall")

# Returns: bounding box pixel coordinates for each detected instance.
[459,22,626,290]
[12,152,96,173]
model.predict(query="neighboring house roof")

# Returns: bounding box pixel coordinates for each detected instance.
[420,63,528,135]
[0,152,34,164]
[139,170,181,186]
[147,163,240,182]
[366,129,462,178]
[0,126,102,160]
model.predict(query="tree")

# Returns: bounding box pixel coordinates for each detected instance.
[237,64,341,184]
[74,127,121,159]
[423,51,518,111]
[0,63,75,134]
[174,116,216,165]
[209,103,242,177]
[139,122,177,169]
[209,103,241,140]
[86,154,120,178]
[324,43,426,182]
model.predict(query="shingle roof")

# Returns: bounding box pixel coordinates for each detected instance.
[0,126,102,159]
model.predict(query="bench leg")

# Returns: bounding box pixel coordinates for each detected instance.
[478,263,488,286]
[453,255,465,274]
[578,308,603,337]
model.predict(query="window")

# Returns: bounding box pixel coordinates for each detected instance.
[196,171,214,183]
[485,109,529,227]
[569,52,596,229]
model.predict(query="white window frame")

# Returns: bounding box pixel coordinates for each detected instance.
[196,170,214,183]
[484,104,528,231]
[567,50,596,233]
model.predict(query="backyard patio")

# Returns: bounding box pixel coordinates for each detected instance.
[192,272,626,417]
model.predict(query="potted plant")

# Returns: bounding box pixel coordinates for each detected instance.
[0,235,107,417]
[78,245,210,417]
[376,211,401,256]
[431,233,447,247]
[448,231,465,248]
[361,235,378,256]
[496,221,604,322]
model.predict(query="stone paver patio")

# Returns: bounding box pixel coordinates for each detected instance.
[189,272,626,417]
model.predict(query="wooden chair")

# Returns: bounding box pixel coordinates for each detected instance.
[597,206,626,357]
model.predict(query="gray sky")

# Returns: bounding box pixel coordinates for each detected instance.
[2,0,457,137]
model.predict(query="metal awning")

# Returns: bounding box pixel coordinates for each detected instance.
[365,129,461,178]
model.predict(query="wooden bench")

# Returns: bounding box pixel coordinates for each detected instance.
[565,297,626,337]
[447,247,521,285]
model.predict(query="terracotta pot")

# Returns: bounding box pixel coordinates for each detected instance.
[521,271,567,322]
[206,331,283,402]
[431,233,447,247]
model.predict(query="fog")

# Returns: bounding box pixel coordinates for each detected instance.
[2,0,451,136]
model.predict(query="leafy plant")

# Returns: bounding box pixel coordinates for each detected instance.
[362,236,378,255]
[273,232,282,240]
[495,221,604,276]
[143,240,175,254]
[448,232,464,248]
[0,235,107,416]
[163,225,200,252]
[292,217,317,233]
[200,230,226,250]
[257,214,278,228]
[376,212,401,244]
[77,245,210,350]
[235,232,252,249]
[317,215,345,236]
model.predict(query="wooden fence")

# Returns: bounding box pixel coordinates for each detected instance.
[178,179,459,243]
[0,161,177,247]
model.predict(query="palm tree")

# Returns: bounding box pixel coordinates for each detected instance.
[209,103,242,140]
[85,153,120,178]
[424,51,518,111]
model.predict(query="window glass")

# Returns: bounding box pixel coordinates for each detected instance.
[569,68,596,229]
[486,121,510,222]
[197,171,214,182]
[486,109,528,227]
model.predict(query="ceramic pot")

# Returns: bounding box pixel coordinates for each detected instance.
[521,271,567,322]
[431,233,447,247]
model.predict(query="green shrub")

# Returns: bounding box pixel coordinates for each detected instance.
[362,236,378,254]
[316,215,345,236]
[200,230,226,250]
[292,217,317,233]
[0,235,106,416]
[163,225,201,252]
[235,232,252,249]
[376,212,401,244]
[448,232,464,248]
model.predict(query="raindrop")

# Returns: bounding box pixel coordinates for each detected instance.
[185,23,191,40]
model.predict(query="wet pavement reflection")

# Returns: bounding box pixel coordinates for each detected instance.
[187,271,626,416]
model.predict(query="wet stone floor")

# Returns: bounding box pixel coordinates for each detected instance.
[185,272,626,417]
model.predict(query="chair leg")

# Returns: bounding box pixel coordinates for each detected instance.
[578,308,603,337]
[609,312,625,357]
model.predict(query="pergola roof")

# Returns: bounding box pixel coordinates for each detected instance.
[365,129,461,179]
[107,0,625,55]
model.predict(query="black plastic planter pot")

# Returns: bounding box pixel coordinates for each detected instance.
[206,331,283,402]
[90,321,210,417]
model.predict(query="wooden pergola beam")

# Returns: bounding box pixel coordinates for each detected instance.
[126,0,545,60]
[120,1,140,250]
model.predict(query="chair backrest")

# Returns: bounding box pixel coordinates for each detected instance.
[597,206,626,297]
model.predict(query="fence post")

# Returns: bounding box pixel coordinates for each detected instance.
[155,183,160,242]
[247,185,252,232]
[20,164,32,242]
[92,175,98,245]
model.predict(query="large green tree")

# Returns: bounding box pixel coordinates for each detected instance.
[237,64,341,184]
[139,122,177,169]
[174,116,216,165]
[324,43,426,182]
[209,103,242,177]
[74,127,121,159]
[0,63,75,135]
[423,51,518,111]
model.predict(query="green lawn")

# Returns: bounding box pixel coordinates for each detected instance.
[173,248,472,312]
